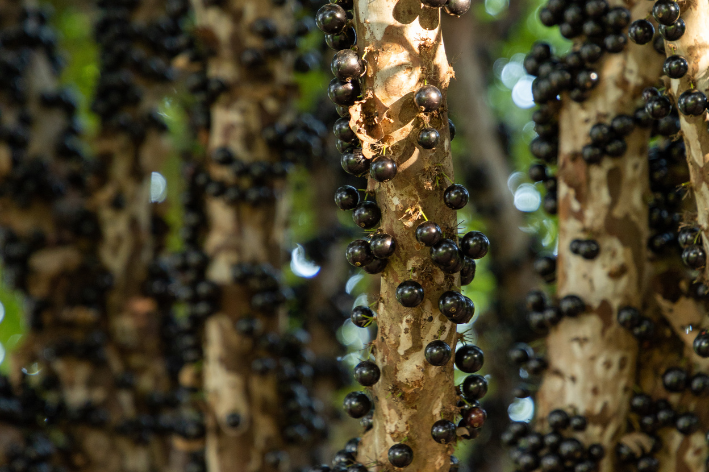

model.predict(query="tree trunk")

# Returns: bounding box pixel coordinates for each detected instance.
[663,0,709,280]
[535,3,663,471]
[351,2,460,470]
[188,2,300,471]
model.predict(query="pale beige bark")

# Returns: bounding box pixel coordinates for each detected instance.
[535,2,663,470]
[351,1,459,470]
[189,1,297,471]
[663,0,709,279]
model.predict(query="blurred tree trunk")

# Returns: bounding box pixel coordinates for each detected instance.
[188,1,302,471]
[534,3,662,471]
[0,0,189,470]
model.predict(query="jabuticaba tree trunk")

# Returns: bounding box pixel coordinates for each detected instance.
[535,3,662,470]
[188,1,299,471]
[662,2,709,280]
[351,1,459,470]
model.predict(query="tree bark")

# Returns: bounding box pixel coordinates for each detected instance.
[189,2,300,471]
[662,0,709,279]
[535,3,663,470]
[351,2,460,471]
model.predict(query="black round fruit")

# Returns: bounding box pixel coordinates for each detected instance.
[370,157,398,182]
[326,26,357,50]
[677,90,708,117]
[351,306,375,328]
[334,117,357,142]
[439,291,467,319]
[346,240,374,267]
[316,3,347,34]
[431,419,457,444]
[425,340,452,366]
[548,409,570,430]
[388,444,413,468]
[663,55,688,79]
[455,345,484,373]
[418,128,440,149]
[443,184,469,210]
[617,306,640,329]
[328,78,361,106]
[415,221,442,246]
[335,185,360,210]
[659,18,685,40]
[462,374,488,400]
[460,231,489,259]
[652,1,680,26]
[694,330,709,357]
[352,201,381,229]
[414,85,443,112]
[370,233,396,259]
[444,0,472,16]
[682,244,706,269]
[559,295,585,317]
[628,19,655,44]
[662,367,688,392]
[341,150,370,176]
[343,391,371,418]
[354,361,380,386]
[431,239,462,268]
[331,49,364,82]
[396,280,424,307]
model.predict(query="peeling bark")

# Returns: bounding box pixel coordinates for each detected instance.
[663,0,709,280]
[535,3,663,470]
[352,1,459,471]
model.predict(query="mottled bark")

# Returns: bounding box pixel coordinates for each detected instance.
[351,1,459,471]
[663,0,709,280]
[535,3,663,470]
[189,2,296,471]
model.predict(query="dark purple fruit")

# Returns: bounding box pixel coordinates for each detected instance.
[334,117,357,142]
[617,306,640,329]
[652,1,680,26]
[431,420,457,444]
[443,184,469,210]
[346,240,374,267]
[438,290,466,319]
[611,114,635,136]
[343,391,371,418]
[370,157,398,182]
[335,185,360,210]
[663,55,688,78]
[370,233,396,259]
[682,244,706,269]
[430,239,461,267]
[418,128,440,149]
[460,257,476,286]
[363,257,388,274]
[659,18,685,40]
[444,0,472,16]
[455,345,484,373]
[316,3,347,34]
[676,413,699,435]
[351,306,375,327]
[352,201,381,229]
[415,221,442,246]
[677,90,707,116]
[460,231,489,259]
[396,280,424,307]
[425,340,452,366]
[326,26,357,50]
[331,49,364,82]
[414,85,443,112]
[559,295,585,317]
[341,149,370,176]
[462,374,488,400]
[354,361,380,386]
[328,78,361,106]
[694,330,709,357]
[388,444,413,468]
[628,19,655,44]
